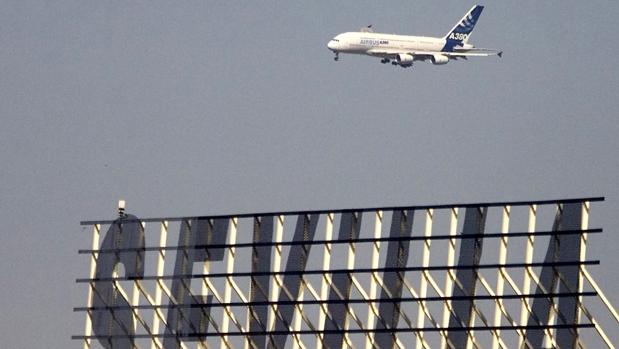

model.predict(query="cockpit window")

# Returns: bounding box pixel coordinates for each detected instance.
[331,39,340,42]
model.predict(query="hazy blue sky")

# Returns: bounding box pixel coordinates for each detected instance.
[1,1,618,348]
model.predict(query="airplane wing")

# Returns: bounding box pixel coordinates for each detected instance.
[367,48,502,60]
[444,50,501,57]
[449,48,503,57]
[365,49,404,59]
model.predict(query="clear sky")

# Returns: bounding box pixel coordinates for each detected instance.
[1,1,618,348]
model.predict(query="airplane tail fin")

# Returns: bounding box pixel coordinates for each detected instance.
[443,5,484,44]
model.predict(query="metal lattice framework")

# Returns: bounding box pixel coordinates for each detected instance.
[73,197,619,348]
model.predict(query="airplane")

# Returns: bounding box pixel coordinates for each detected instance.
[326,5,502,68]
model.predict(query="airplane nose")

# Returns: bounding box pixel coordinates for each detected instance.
[327,41,335,50]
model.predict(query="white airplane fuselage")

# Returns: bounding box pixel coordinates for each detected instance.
[328,32,450,56]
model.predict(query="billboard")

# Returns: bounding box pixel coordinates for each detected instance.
[74,197,618,348]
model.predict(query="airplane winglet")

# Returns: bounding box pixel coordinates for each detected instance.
[498,51,503,58]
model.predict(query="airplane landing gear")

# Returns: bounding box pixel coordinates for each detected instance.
[380,58,390,64]
[334,52,339,61]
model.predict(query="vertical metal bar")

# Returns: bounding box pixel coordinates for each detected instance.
[131,281,141,335]
[131,222,145,338]
[83,224,101,349]
[440,208,458,349]
[269,215,285,332]
[416,209,433,349]
[492,206,510,349]
[316,213,334,349]
[198,220,213,349]
[150,221,168,349]
[364,210,383,349]
[344,213,359,348]
[221,218,237,349]
[248,216,274,349]
[292,284,306,349]
[577,202,590,326]
[544,204,562,349]
[518,204,537,348]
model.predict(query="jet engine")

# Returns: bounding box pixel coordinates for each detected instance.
[431,54,449,65]
[396,53,414,66]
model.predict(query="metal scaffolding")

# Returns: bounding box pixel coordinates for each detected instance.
[73,197,618,349]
